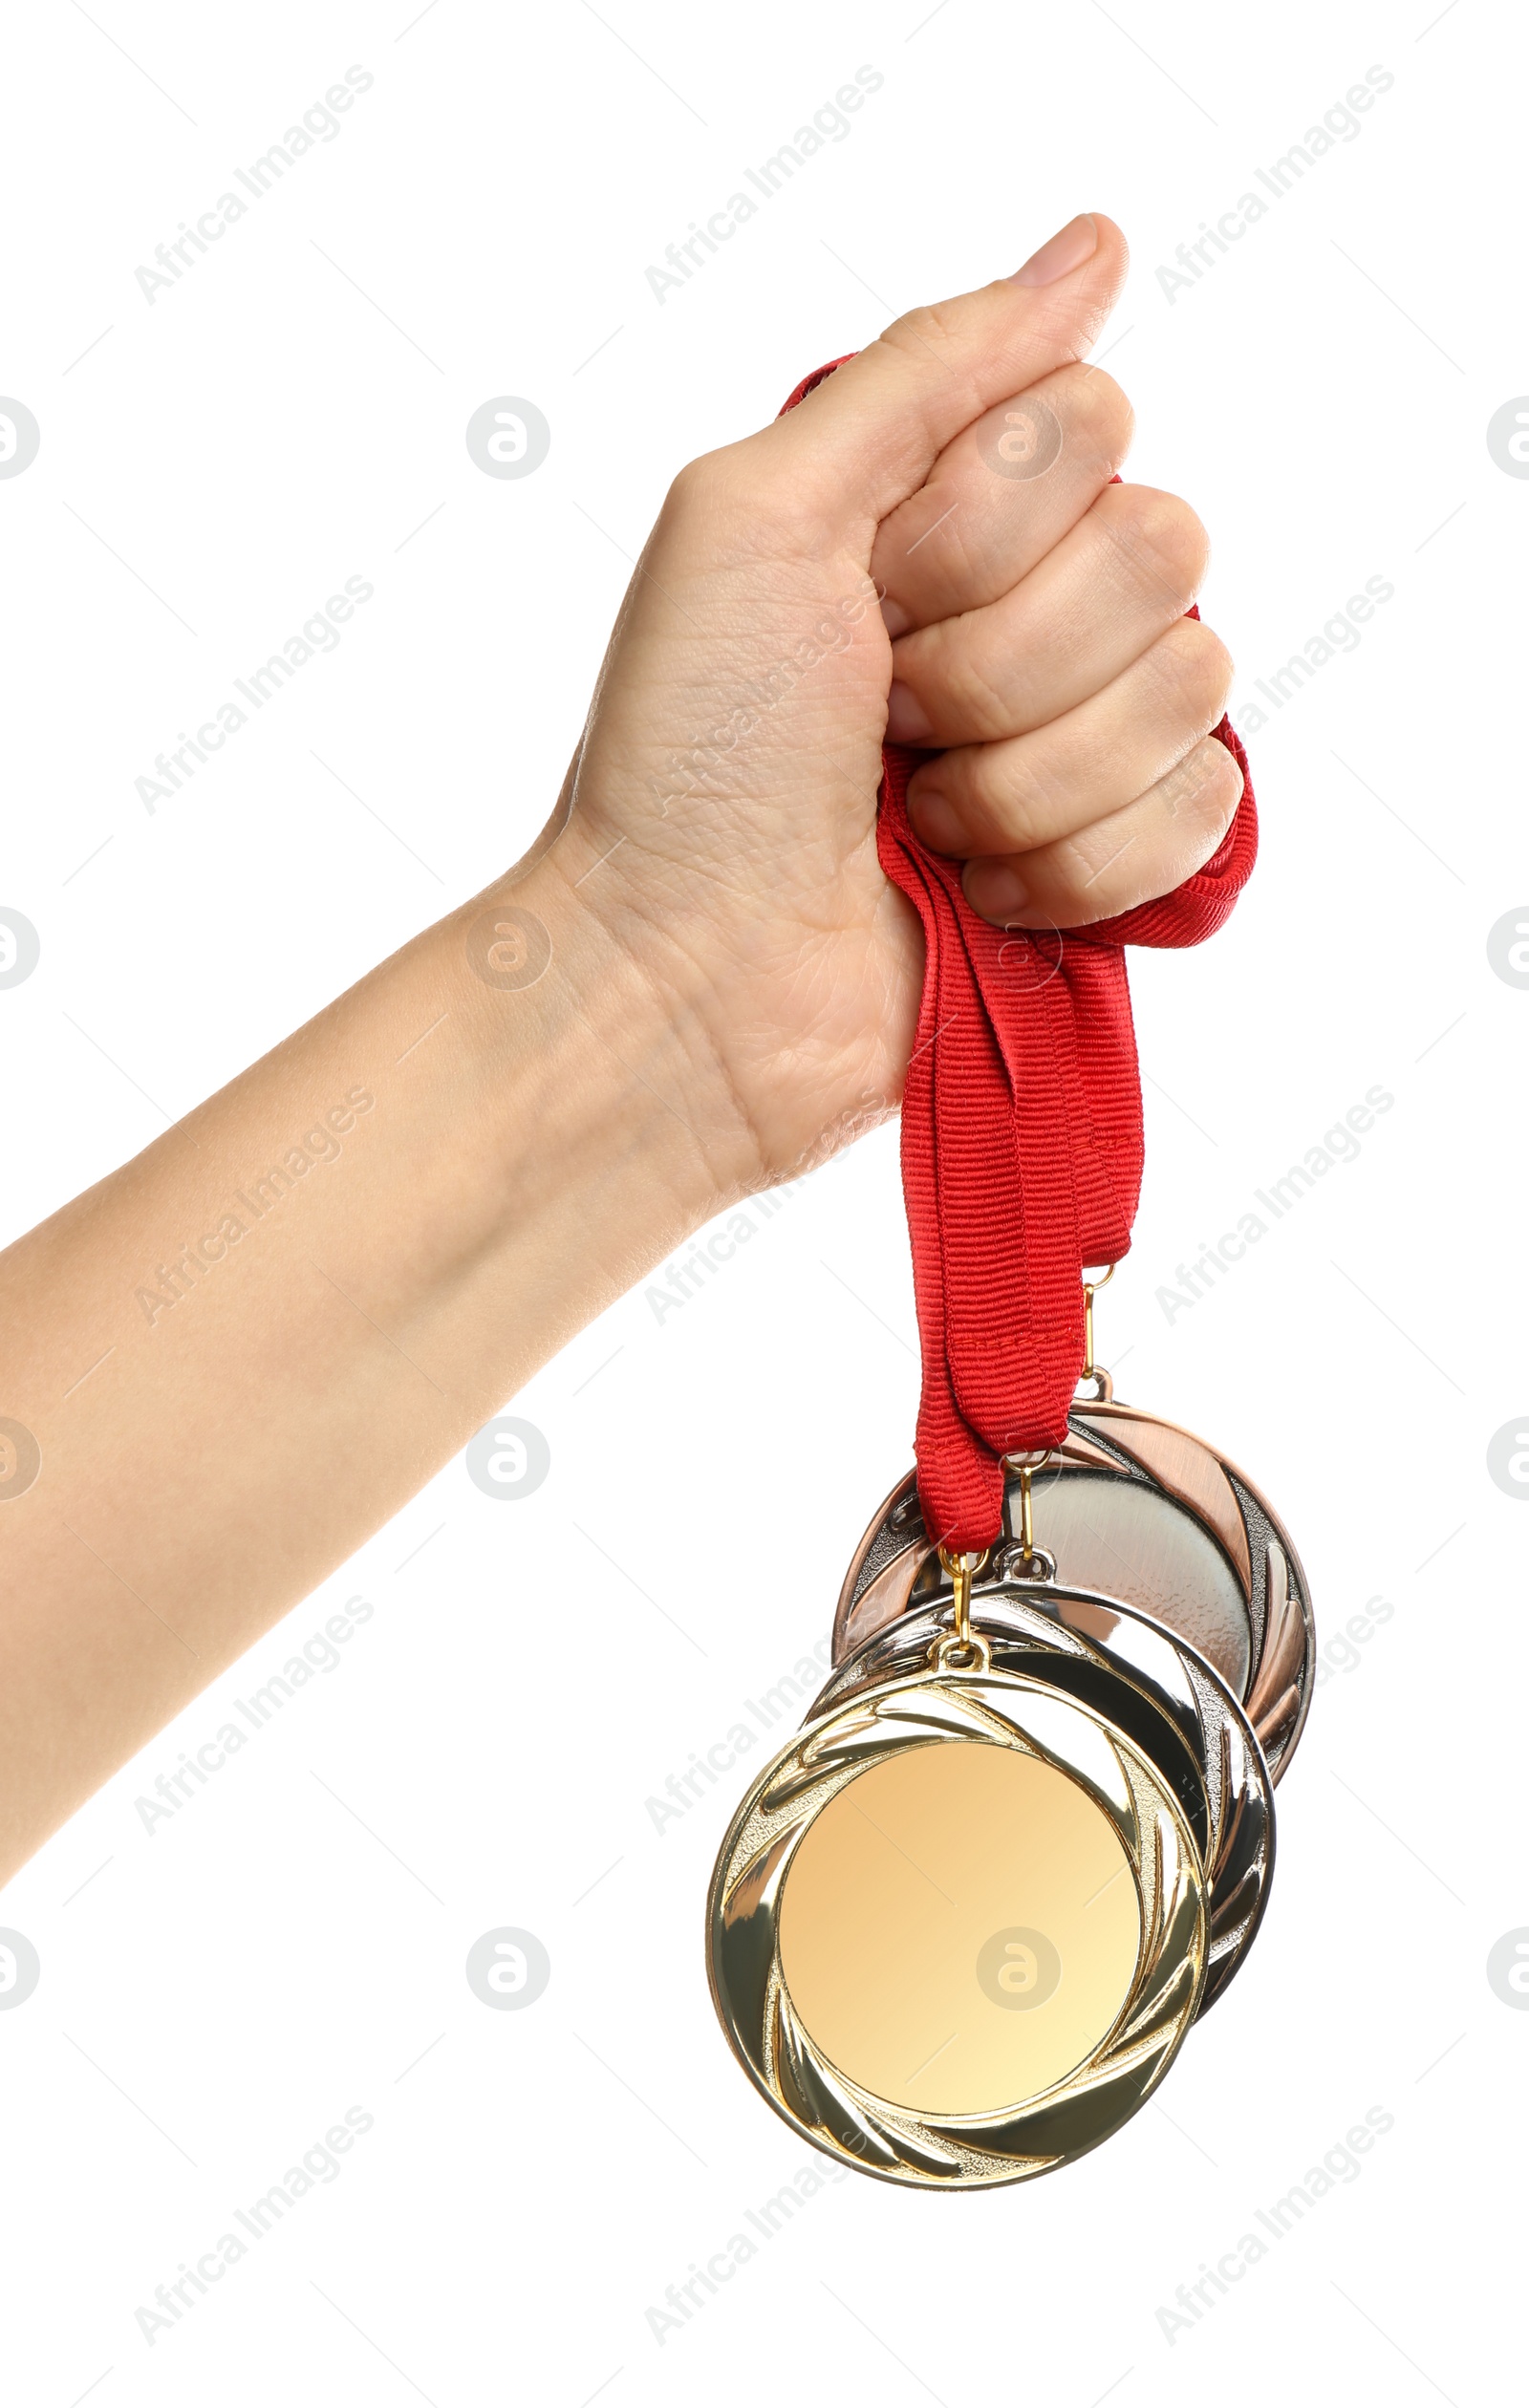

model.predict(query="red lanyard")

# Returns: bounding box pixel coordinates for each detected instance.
[782,362,1258,1551]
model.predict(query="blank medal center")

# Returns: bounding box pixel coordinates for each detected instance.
[777,1741,1141,2117]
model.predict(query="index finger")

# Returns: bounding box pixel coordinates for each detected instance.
[754,213,1130,533]
[871,361,1134,638]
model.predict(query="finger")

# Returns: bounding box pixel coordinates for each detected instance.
[871,362,1133,640]
[905,617,1234,858]
[964,736,1245,930]
[886,484,1209,745]
[756,214,1130,529]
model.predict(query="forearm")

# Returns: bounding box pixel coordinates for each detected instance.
[0,850,747,1879]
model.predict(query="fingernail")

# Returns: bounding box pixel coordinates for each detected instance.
[1011,213,1097,289]
[885,680,935,743]
[907,779,965,854]
[963,859,1029,920]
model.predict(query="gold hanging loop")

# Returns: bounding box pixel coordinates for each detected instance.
[937,1544,988,1653]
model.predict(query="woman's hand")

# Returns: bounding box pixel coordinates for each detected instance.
[540,211,1240,1193]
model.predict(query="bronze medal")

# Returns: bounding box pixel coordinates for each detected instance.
[831,1372,1314,1782]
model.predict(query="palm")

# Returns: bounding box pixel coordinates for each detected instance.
[563,517,923,1174]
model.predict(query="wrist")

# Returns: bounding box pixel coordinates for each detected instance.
[443,847,763,1270]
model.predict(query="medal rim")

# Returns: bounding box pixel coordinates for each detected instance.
[705,1660,1209,2191]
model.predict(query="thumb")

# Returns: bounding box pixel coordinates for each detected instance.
[760,213,1129,530]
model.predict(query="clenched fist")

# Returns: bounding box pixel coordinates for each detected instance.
[540,212,1241,1188]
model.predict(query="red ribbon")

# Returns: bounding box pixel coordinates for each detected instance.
[781,361,1257,1550]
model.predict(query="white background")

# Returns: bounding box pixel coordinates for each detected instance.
[0,0,1523,2400]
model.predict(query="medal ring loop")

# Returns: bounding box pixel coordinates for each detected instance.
[930,1627,993,1675]
[1005,1542,1058,1584]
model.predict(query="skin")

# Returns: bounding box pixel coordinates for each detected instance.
[0,214,1241,1881]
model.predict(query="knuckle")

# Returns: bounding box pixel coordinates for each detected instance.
[1035,823,1119,923]
[667,441,817,548]
[665,451,721,511]
[949,743,1034,847]
[937,637,1014,742]
[891,298,965,354]
[1049,362,1134,467]
[1151,618,1234,720]
[1109,486,1211,606]
[662,448,751,534]
[1046,830,1094,895]
[935,741,994,828]
[1188,622,1237,710]
[1202,738,1245,823]
[901,506,981,615]
[1160,735,1242,825]
[983,747,1066,849]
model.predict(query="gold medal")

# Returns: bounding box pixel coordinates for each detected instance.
[706,1598,1208,2189]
